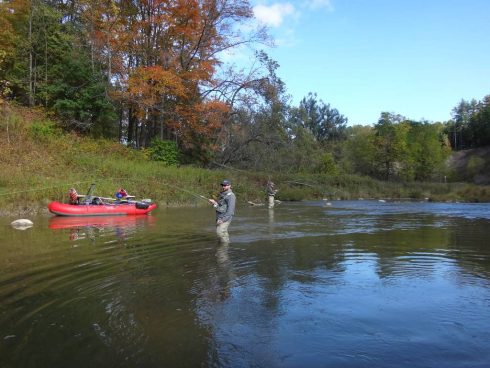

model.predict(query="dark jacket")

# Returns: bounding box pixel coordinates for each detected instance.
[215,189,236,222]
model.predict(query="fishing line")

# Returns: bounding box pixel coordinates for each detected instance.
[211,161,250,173]
[283,180,318,188]
[212,161,335,200]
[0,180,94,197]
[212,162,318,187]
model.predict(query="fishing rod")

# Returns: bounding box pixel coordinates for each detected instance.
[213,162,311,186]
[284,180,337,199]
[158,181,210,202]
[74,177,210,203]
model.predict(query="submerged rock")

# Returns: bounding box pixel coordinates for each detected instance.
[11,219,33,230]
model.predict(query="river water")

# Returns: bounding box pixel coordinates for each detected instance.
[1,200,489,367]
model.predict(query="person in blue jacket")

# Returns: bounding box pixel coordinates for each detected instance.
[115,188,128,201]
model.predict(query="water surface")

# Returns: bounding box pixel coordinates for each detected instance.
[1,201,489,367]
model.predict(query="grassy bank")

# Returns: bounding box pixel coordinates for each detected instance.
[1,103,489,216]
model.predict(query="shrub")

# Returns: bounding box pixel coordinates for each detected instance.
[147,139,180,166]
[29,120,60,140]
[466,156,485,179]
[317,152,339,175]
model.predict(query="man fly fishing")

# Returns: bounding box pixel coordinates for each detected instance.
[208,179,236,242]
[266,180,278,208]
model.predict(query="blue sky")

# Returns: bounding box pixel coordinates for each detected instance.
[245,0,490,125]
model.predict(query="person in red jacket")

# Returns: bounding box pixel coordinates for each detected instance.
[115,188,128,200]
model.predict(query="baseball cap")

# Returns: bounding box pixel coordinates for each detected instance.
[221,179,231,186]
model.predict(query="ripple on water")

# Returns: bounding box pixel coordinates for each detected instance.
[1,203,490,368]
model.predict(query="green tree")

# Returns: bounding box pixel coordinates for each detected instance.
[1,0,116,135]
[405,121,451,181]
[291,92,348,144]
[341,125,376,176]
[450,98,479,150]
[373,113,409,180]
[47,41,116,136]
[281,123,323,173]
[214,51,291,171]
[317,152,338,175]
[468,95,490,148]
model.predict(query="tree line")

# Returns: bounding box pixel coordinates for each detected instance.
[1,0,489,182]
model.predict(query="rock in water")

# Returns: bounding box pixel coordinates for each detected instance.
[11,219,34,230]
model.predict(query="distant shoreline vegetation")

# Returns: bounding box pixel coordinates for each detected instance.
[1,102,489,217]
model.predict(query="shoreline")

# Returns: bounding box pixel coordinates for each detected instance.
[3,197,488,219]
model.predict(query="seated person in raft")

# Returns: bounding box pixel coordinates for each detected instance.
[68,188,79,205]
[115,188,129,202]
[69,187,103,205]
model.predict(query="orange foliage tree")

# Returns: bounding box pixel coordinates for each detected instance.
[79,0,265,160]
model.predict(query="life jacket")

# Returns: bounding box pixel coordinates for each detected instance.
[69,189,78,204]
[116,188,128,198]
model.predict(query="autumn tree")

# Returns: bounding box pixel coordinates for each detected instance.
[211,51,294,170]
[80,0,266,159]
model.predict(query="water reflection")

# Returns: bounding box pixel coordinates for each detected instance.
[48,215,156,242]
[215,242,235,301]
[268,208,275,239]
[217,229,230,244]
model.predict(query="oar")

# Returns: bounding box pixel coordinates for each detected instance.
[98,196,154,205]
[85,183,96,197]
[98,197,117,202]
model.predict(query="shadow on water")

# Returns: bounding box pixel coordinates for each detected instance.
[1,201,490,367]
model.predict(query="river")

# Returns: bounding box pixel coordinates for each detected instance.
[1,200,489,367]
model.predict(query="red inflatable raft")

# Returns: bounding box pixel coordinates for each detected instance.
[48,201,157,216]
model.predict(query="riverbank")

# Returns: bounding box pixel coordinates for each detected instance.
[1,104,490,217]
[3,173,489,218]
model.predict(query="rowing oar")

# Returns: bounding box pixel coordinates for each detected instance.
[98,196,151,204]
[98,197,117,202]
